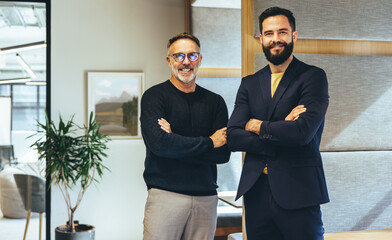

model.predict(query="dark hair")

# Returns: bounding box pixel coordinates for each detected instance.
[167,32,200,49]
[259,7,296,33]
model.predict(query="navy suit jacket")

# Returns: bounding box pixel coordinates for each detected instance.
[227,57,330,210]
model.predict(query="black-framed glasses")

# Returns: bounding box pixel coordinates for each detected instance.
[169,52,200,62]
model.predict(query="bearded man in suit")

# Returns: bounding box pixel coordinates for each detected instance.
[227,7,329,240]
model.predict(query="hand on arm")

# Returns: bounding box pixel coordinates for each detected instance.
[209,127,227,148]
[158,118,172,133]
[196,94,230,164]
[285,105,306,121]
[245,119,262,135]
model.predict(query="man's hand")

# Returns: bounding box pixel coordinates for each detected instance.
[210,127,227,148]
[158,118,172,133]
[245,119,262,135]
[285,105,307,121]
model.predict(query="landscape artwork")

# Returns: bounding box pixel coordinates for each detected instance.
[88,72,143,139]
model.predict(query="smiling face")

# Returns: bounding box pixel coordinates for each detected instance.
[166,38,202,84]
[260,14,297,66]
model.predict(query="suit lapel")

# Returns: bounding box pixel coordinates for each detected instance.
[258,66,272,110]
[267,57,300,119]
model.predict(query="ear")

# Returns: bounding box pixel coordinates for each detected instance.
[166,56,171,67]
[292,31,298,42]
[198,54,202,66]
[259,33,263,45]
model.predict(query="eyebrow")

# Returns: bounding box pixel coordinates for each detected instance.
[263,27,290,33]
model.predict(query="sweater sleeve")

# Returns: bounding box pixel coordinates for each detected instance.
[189,95,231,165]
[140,87,214,159]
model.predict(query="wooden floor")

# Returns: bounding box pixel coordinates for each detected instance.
[325,229,392,240]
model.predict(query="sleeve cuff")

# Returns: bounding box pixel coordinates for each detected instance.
[206,137,215,150]
[259,121,273,140]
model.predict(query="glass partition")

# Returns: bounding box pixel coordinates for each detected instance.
[0,1,48,239]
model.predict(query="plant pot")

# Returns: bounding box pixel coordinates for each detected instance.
[55,224,95,240]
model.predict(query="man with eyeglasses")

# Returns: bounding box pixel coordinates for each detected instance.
[140,32,230,240]
[227,7,329,240]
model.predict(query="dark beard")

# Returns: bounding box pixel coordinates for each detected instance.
[262,41,294,65]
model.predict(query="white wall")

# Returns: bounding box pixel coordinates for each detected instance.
[51,0,184,239]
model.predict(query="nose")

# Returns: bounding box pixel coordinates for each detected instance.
[182,54,191,65]
[272,32,280,42]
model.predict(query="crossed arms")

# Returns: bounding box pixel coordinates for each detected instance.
[158,118,227,148]
[227,68,329,155]
[140,90,230,165]
[245,105,307,135]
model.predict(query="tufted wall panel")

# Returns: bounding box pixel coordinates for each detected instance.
[192,7,241,68]
[321,151,392,232]
[253,0,392,41]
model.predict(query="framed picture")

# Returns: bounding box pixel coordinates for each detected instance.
[88,72,144,139]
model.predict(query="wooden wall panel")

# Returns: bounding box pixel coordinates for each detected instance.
[249,37,392,56]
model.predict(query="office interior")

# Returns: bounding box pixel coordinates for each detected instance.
[0,0,391,239]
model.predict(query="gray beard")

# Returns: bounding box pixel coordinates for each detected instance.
[171,65,199,84]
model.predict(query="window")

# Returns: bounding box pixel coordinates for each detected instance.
[9,85,46,131]
[0,85,10,96]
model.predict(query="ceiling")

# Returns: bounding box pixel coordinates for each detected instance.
[0,2,46,83]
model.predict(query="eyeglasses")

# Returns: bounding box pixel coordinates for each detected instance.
[169,52,200,62]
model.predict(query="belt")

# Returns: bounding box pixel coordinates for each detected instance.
[262,164,268,174]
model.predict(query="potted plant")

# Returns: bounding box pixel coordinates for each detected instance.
[31,112,110,240]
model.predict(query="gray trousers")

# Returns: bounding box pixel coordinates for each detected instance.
[143,188,218,240]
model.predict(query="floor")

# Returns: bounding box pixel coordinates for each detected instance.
[0,211,46,240]
[228,229,392,240]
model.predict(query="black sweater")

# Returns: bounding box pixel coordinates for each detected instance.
[140,80,231,196]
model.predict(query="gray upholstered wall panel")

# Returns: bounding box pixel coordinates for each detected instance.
[321,151,392,232]
[192,7,241,68]
[253,0,392,41]
[255,53,392,151]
